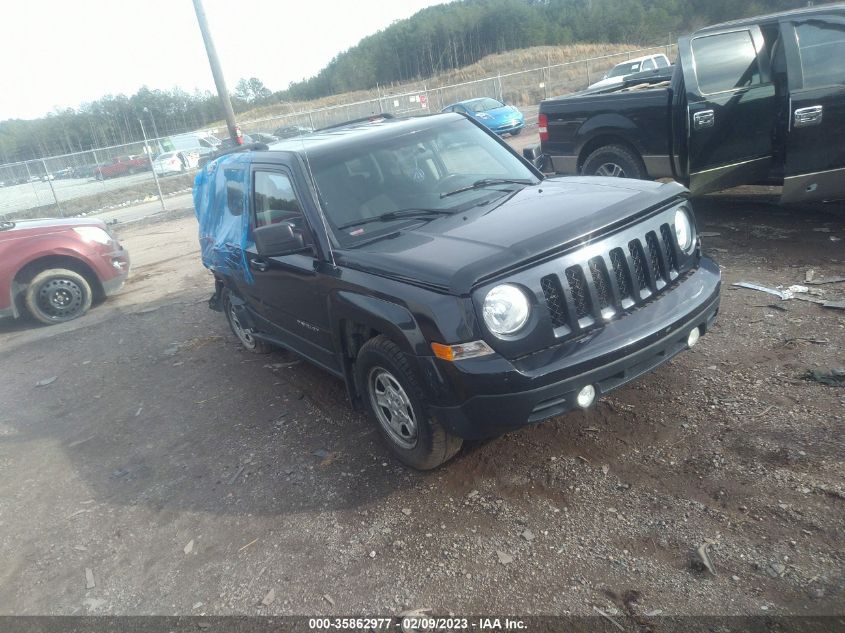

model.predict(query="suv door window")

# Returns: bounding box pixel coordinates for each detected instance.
[692,30,761,94]
[656,55,670,68]
[253,171,303,227]
[794,20,845,88]
[642,58,655,71]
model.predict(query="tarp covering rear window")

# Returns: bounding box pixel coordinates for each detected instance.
[193,153,254,283]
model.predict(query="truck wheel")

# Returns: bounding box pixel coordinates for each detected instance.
[356,335,462,470]
[24,268,93,325]
[582,144,646,179]
[223,290,272,354]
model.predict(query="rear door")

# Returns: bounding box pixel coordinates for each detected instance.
[679,26,777,194]
[780,14,845,203]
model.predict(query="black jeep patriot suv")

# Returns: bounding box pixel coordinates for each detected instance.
[193,113,720,469]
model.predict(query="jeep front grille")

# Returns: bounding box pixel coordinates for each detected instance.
[541,221,682,333]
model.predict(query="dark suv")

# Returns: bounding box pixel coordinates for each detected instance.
[194,114,720,469]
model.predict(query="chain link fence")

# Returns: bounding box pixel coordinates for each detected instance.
[1,44,675,221]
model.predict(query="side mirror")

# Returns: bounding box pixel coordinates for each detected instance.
[523,143,542,163]
[254,222,306,256]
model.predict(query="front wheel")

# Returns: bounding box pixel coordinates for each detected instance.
[356,336,462,470]
[24,268,93,325]
[510,127,523,136]
[223,290,272,354]
[581,144,646,180]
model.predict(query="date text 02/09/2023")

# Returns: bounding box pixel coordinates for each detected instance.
[307,616,527,630]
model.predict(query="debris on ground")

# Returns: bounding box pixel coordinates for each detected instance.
[822,300,845,310]
[521,529,536,542]
[184,539,194,555]
[808,275,845,285]
[787,284,809,294]
[401,508,412,516]
[497,550,514,565]
[85,568,95,589]
[323,594,335,606]
[694,542,717,576]
[805,368,845,386]
[261,589,275,606]
[35,376,58,387]
[593,606,625,631]
[227,464,246,485]
[732,282,792,300]
[805,269,816,283]
[699,231,722,237]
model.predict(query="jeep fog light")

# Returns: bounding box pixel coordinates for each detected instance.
[576,385,596,409]
[687,326,701,348]
[431,340,495,361]
[483,284,530,336]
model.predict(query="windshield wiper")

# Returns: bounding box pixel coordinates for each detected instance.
[440,178,535,199]
[337,208,455,231]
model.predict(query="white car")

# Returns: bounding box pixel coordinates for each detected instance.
[152,151,199,176]
[588,53,671,90]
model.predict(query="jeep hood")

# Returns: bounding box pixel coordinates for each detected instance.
[336,178,687,294]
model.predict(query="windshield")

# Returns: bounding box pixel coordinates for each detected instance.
[311,118,538,247]
[607,60,642,77]
[466,98,503,113]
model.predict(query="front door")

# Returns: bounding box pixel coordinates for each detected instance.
[245,167,339,374]
[780,15,845,203]
[679,27,778,194]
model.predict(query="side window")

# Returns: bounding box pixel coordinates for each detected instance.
[795,20,845,89]
[656,55,670,68]
[642,58,655,71]
[692,30,761,94]
[253,171,304,229]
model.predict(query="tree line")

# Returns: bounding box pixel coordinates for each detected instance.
[0,0,811,164]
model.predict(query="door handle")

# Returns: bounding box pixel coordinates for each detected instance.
[250,257,269,272]
[794,105,823,128]
[693,109,715,130]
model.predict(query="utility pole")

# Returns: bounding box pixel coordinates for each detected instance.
[192,0,239,142]
[139,118,167,213]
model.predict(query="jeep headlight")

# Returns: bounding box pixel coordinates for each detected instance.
[483,284,530,336]
[674,208,694,253]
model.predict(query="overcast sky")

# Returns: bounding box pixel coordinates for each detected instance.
[1,0,447,121]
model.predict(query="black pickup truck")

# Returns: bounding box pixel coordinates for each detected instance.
[534,4,845,203]
[194,113,720,469]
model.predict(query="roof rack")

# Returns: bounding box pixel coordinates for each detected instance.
[317,113,396,132]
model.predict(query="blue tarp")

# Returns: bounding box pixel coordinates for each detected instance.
[193,153,254,284]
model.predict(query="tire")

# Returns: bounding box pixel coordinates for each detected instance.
[223,289,272,354]
[581,144,646,180]
[510,127,523,136]
[355,335,462,470]
[24,268,93,325]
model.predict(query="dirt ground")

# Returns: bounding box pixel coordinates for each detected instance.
[0,182,843,621]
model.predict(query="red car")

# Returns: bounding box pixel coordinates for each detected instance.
[0,218,130,325]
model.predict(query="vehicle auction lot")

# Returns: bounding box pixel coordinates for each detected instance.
[0,188,843,618]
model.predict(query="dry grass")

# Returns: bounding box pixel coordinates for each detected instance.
[234,42,675,130]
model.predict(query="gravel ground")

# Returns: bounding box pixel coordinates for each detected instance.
[0,187,842,621]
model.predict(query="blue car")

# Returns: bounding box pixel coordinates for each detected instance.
[441,98,525,136]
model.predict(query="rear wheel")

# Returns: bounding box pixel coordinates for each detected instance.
[223,290,272,354]
[581,144,646,180]
[356,335,462,470]
[24,268,93,325]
